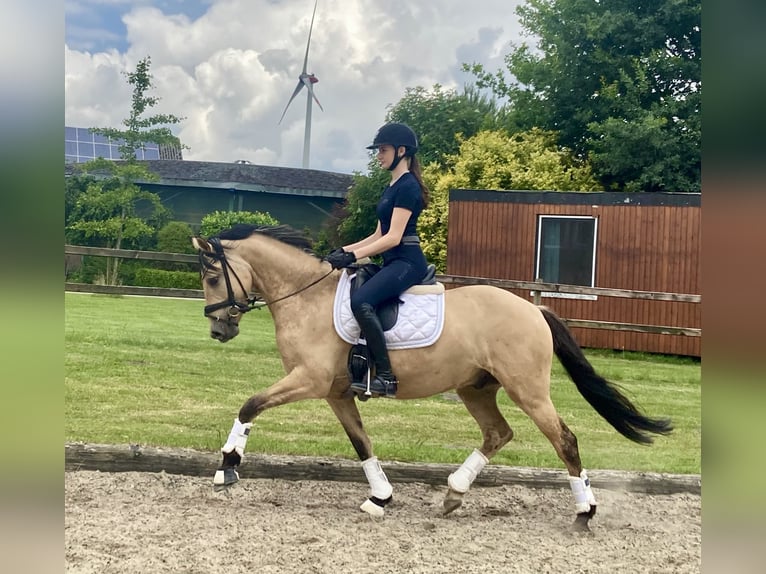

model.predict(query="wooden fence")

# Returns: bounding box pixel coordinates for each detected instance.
[65,245,701,338]
[65,442,701,495]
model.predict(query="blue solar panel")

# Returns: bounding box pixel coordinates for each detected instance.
[94,143,112,159]
[78,141,95,157]
[65,126,180,163]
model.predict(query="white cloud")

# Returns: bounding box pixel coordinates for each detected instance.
[65,0,525,173]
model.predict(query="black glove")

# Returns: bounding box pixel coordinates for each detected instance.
[327,247,345,258]
[324,249,357,269]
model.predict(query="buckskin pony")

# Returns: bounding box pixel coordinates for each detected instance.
[191,224,672,529]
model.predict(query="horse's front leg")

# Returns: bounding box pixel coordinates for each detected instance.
[326,396,393,518]
[213,367,327,491]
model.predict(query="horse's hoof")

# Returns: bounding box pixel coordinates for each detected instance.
[213,467,239,491]
[442,488,464,516]
[572,506,597,532]
[360,496,391,517]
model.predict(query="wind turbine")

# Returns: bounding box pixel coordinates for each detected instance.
[278,0,324,169]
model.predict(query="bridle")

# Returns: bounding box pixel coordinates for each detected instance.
[199,237,333,319]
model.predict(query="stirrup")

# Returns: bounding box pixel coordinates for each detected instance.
[350,375,398,399]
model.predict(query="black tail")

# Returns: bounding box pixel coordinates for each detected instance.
[540,307,673,444]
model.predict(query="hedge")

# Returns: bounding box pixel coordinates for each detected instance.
[134,268,201,290]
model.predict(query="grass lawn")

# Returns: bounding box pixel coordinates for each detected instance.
[65,292,701,474]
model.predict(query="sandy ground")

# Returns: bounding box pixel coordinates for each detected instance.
[65,470,700,574]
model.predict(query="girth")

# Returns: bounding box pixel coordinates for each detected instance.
[348,262,436,331]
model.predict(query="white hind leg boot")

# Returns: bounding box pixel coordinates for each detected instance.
[569,470,597,513]
[582,470,597,506]
[359,456,393,517]
[448,449,488,493]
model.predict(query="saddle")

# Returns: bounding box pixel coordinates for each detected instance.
[344,262,439,389]
[332,263,445,351]
[349,262,437,331]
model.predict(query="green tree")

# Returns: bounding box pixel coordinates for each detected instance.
[157,221,196,254]
[317,84,507,255]
[65,172,95,224]
[155,221,197,271]
[465,0,701,192]
[419,129,602,271]
[66,55,189,285]
[385,84,502,168]
[586,63,701,191]
[199,210,280,237]
[312,167,389,256]
[91,56,186,161]
[338,168,391,242]
[66,159,170,285]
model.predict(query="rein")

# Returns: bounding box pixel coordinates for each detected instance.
[200,237,332,318]
[266,267,334,306]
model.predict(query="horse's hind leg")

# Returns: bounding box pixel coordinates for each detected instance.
[515,394,598,530]
[443,378,514,515]
[326,395,393,518]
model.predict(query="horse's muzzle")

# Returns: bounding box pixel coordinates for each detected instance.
[210,320,239,342]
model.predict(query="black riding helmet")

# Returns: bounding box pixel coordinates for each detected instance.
[366,122,419,171]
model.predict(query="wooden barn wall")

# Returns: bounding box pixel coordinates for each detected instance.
[447,200,701,356]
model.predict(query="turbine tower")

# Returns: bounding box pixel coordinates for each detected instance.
[278,0,323,169]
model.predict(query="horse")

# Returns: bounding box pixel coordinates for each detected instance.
[191,224,672,529]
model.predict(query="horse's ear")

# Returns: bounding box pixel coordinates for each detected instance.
[192,236,211,252]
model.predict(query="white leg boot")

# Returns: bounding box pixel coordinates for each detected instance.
[448,449,489,493]
[569,470,597,513]
[359,456,393,517]
[213,418,252,488]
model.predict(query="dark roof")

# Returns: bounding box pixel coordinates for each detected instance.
[451,189,701,207]
[66,159,355,199]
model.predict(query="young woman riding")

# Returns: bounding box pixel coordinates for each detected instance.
[324,122,430,399]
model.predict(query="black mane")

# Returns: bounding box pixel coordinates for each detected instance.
[213,224,315,253]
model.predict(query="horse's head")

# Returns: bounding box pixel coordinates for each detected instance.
[192,236,257,343]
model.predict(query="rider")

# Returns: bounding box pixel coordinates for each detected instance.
[324,122,430,398]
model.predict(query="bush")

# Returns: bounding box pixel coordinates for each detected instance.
[134,268,201,290]
[199,210,279,237]
[157,221,195,254]
[156,221,197,272]
[66,255,105,283]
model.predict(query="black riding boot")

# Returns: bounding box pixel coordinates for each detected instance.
[351,303,398,398]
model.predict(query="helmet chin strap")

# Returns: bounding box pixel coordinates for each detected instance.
[387,147,407,171]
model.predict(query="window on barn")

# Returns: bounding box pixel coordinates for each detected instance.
[535,216,597,298]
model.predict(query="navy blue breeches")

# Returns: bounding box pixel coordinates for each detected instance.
[350,258,427,315]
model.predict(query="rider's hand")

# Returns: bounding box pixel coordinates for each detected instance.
[324,249,357,270]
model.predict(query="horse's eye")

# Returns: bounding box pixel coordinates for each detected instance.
[206,277,220,287]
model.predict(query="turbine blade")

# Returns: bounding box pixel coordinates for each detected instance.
[306,83,324,111]
[278,81,306,124]
[302,0,318,74]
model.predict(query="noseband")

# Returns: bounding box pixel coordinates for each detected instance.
[200,238,259,319]
[199,237,334,319]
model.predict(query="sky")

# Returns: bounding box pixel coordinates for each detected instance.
[65,0,526,174]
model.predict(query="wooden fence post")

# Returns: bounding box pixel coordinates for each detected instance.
[532,277,543,306]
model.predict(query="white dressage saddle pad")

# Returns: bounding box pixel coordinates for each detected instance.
[333,269,446,350]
